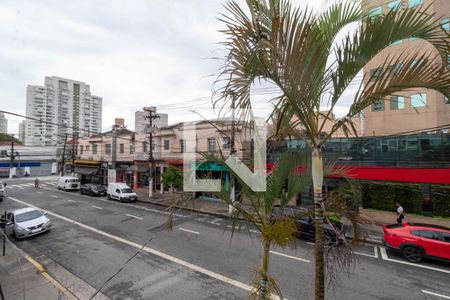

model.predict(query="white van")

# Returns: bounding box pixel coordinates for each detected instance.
[57,176,80,191]
[107,183,138,202]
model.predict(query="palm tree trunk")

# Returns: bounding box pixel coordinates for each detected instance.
[312,147,325,300]
[259,239,271,300]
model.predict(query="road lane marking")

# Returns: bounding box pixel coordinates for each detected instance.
[422,290,450,299]
[125,214,143,220]
[270,251,310,263]
[6,186,12,189]
[250,230,260,234]
[353,247,378,259]
[380,247,450,274]
[50,195,58,198]
[36,191,42,194]
[91,205,103,210]
[6,197,286,300]
[67,200,77,203]
[179,228,200,235]
[306,242,314,245]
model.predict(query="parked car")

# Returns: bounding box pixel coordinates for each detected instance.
[0,181,6,201]
[80,184,106,196]
[383,222,450,263]
[271,205,345,246]
[107,183,138,202]
[2,207,51,239]
[57,176,80,191]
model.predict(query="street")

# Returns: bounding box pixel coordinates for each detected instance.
[2,178,450,300]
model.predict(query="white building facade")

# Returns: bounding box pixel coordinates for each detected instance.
[0,112,7,134]
[25,76,102,146]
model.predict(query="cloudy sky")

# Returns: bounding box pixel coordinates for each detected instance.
[0,0,358,134]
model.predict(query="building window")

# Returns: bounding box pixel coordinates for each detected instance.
[130,144,134,154]
[369,68,383,81]
[444,96,449,104]
[180,139,185,153]
[222,137,231,149]
[143,142,147,153]
[86,145,89,152]
[105,144,111,155]
[208,138,216,151]
[408,0,423,8]
[387,0,401,11]
[92,144,97,154]
[442,18,450,32]
[371,99,385,112]
[119,144,124,153]
[411,93,427,107]
[369,6,382,19]
[164,140,170,150]
[79,145,84,154]
[390,96,405,110]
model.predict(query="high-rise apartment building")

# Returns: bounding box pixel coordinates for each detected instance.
[363,0,449,136]
[18,120,25,143]
[25,76,102,146]
[0,113,7,134]
[135,107,168,134]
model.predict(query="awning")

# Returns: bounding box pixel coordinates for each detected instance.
[75,166,98,175]
[196,162,228,171]
[75,160,101,166]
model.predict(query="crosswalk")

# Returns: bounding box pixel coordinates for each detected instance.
[5,181,58,189]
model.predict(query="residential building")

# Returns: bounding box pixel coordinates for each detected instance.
[134,107,168,134]
[25,76,102,146]
[114,118,125,128]
[18,121,25,143]
[363,0,450,136]
[0,113,7,134]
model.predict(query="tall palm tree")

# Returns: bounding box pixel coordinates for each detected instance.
[216,0,450,299]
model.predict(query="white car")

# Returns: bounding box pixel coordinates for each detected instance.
[107,183,138,202]
[4,207,51,239]
[57,176,80,191]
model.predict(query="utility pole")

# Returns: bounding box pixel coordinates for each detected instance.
[71,133,76,176]
[229,93,237,215]
[60,135,67,176]
[9,135,14,179]
[144,107,159,198]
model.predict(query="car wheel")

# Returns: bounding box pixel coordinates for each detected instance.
[107,194,111,200]
[63,187,66,191]
[119,197,123,203]
[324,231,339,247]
[13,230,19,241]
[402,246,423,263]
[90,191,95,196]
[57,186,61,190]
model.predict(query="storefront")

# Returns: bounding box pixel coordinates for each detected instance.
[74,160,103,184]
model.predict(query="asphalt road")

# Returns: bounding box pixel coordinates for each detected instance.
[2,178,450,300]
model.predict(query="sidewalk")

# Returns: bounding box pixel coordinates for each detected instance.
[135,189,449,244]
[0,237,69,300]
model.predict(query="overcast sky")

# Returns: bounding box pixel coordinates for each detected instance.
[0,0,358,134]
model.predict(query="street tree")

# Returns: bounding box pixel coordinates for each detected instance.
[216,0,450,299]
[161,165,183,192]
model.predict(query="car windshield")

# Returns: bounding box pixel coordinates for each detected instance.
[121,188,133,193]
[68,179,79,183]
[16,210,43,222]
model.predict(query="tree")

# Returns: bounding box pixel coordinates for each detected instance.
[161,166,183,192]
[217,1,450,299]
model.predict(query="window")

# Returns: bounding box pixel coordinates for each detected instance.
[130,144,134,154]
[92,144,97,154]
[387,0,401,11]
[390,96,405,110]
[411,93,427,107]
[411,230,440,240]
[180,139,185,153]
[143,142,147,153]
[408,0,423,8]
[371,99,385,112]
[79,145,84,154]
[442,18,450,32]
[119,144,124,153]
[222,137,231,149]
[369,6,382,19]
[369,68,383,81]
[208,138,216,151]
[86,145,89,152]
[445,96,450,104]
[164,140,170,151]
[442,232,450,243]
[105,144,111,155]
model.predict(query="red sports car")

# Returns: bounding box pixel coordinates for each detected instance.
[383,222,450,263]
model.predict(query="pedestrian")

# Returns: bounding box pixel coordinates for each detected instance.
[35,178,39,189]
[396,202,404,224]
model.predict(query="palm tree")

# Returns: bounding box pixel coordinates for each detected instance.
[216,1,450,299]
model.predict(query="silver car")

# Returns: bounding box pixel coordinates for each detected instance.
[4,207,51,239]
